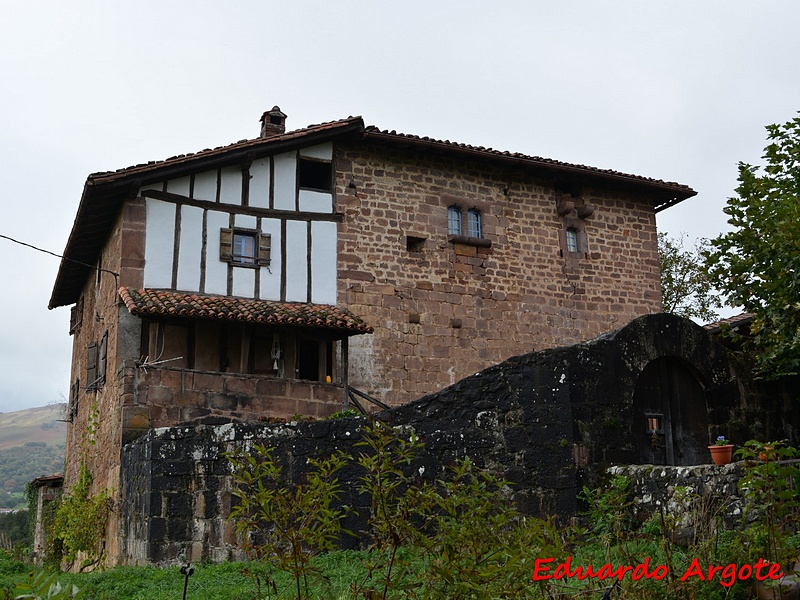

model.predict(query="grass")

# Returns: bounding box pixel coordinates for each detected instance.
[1,539,759,600]
[1,551,383,600]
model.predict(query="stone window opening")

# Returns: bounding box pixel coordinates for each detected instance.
[565,227,579,253]
[556,193,593,258]
[406,235,427,252]
[220,228,271,268]
[446,204,491,249]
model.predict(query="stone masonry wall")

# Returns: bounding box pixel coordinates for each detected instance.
[335,142,664,407]
[120,347,578,565]
[610,463,746,537]
[119,364,344,445]
[63,200,144,562]
[118,314,800,566]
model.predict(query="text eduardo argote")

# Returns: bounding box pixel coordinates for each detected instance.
[532,557,785,588]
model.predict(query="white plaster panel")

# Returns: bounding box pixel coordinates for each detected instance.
[285,220,308,302]
[176,205,203,292]
[193,170,217,202]
[299,142,332,160]
[143,199,176,289]
[205,210,230,295]
[259,218,281,301]
[273,152,296,211]
[299,190,333,213]
[219,166,242,205]
[249,157,271,209]
[166,176,191,198]
[138,183,161,193]
[234,214,257,229]
[232,265,256,298]
[311,221,337,305]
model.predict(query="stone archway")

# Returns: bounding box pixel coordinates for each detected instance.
[632,356,709,465]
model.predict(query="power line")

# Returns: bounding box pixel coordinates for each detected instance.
[0,233,120,278]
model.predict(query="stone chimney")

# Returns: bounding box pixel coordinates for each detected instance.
[260,106,287,138]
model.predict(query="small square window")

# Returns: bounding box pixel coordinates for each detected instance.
[233,232,257,265]
[298,158,332,192]
[220,228,271,268]
[406,236,426,252]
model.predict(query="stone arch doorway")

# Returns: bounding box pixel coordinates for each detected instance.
[632,356,709,466]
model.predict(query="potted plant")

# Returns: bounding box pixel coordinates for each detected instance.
[708,435,734,465]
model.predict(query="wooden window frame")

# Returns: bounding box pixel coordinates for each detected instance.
[220,227,271,269]
[297,157,333,193]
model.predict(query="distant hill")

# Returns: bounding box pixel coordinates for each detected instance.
[0,405,66,506]
[0,404,67,451]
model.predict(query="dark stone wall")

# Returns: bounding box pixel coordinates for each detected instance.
[118,313,799,566]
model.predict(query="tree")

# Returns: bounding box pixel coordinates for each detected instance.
[658,232,722,323]
[705,114,800,378]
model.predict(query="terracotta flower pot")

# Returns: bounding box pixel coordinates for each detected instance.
[708,444,734,465]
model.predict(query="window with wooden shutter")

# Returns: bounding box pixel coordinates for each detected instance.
[69,296,84,335]
[70,379,79,421]
[86,343,98,391]
[219,228,233,261]
[221,227,269,268]
[98,330,108,388]
[257,233,271,267]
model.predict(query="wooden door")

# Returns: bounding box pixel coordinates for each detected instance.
[633,357,708,466]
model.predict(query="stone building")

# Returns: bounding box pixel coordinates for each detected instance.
[49,107,695,562]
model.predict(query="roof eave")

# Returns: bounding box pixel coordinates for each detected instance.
[363,129,697,205]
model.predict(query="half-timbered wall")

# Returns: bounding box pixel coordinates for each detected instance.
[139,143,337,304]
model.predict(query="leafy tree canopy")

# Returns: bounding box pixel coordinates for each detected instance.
[659,232,722,323]
[705,114,800,378]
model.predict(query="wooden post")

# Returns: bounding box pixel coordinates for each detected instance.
[342,337,349,409]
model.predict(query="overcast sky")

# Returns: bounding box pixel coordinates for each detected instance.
[1,1,798,413]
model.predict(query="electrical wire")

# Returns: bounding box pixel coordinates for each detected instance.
[0,232,120,278]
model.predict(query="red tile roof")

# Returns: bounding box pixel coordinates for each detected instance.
[50,113,696,309]
[89,117,364,185]
[119,288,374,335]
[363,126,695,205]
[703,312,754,334]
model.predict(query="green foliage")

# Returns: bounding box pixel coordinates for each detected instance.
[658,233,723,322]
[581,475,635,544]
[705,114,800,377]
[0,510,30,551]
[13,570,83,599]
[353,421,429,598]
[0,445,65,497]
[51,463,110,570]
[352,421,571,599]
[225,444,350,599]
[327,409,361,420]
[734,440,800,568]
[416,458,567,599]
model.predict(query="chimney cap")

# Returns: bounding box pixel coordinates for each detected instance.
[259,106,288,138]
[261,106,287,123]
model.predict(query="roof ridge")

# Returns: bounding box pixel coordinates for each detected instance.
[363,126,692,191]
[89,116,364,181]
